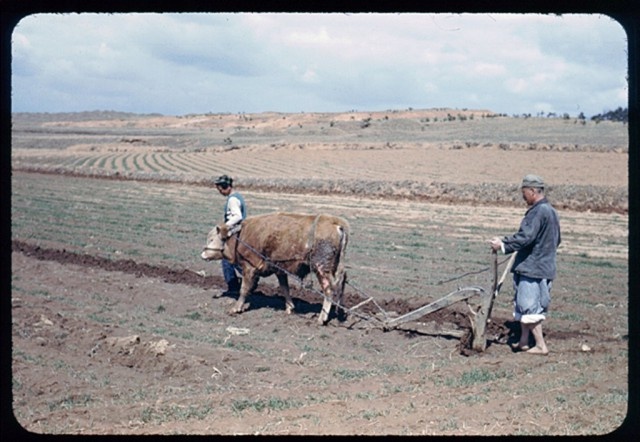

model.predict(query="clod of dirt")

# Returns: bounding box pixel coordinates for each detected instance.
[145,339,172,356]
[105,335,140,355]
[226,326,250,336]
[35,315,54,327]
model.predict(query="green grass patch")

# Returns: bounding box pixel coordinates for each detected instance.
[553,311,584,321]
[442,368,513,388]
[87,312,112,324]
[231,397,302,415]
[184,311,202,321]
[96,156,108,169]
[142,154,159,172]
[48,394,93,412]
[333,367,376,381]
[584,258,615,268]
[141,403,215,423]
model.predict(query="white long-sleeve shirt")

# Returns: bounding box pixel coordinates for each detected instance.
[225,194,244,228]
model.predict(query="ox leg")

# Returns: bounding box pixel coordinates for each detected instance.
[316,271,334,325]
[276,273,295,314]
[231,269,258,315]
[316,265,347,325]
[333,269,347,320]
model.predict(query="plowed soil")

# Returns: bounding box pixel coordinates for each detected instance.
[10,109,629,436]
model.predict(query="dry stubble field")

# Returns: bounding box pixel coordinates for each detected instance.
[9,109,630,435]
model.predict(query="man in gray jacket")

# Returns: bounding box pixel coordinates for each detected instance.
[489,174,561,355]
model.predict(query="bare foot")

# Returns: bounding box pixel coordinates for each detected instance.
[526,346,549,356]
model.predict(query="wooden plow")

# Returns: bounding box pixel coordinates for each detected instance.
[224,231,516,352]
[342,251,516,352]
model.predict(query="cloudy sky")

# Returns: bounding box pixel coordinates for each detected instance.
[11,12,628,117]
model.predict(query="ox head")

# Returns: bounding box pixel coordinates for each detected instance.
[200,224,229,261]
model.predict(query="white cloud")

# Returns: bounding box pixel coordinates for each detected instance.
[300,68,320,83]
[472,62,506,77]
[10,12,628,117]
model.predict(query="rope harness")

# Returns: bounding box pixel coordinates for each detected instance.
[204,224,508,327]
[435,255,514,285]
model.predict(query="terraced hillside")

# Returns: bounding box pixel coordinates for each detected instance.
[12,109,628,212]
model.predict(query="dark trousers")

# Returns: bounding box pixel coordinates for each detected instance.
[222,259,241,289]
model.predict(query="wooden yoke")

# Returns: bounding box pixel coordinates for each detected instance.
[471,251,516,351]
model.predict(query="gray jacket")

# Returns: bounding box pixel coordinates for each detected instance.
[503,197,561,280]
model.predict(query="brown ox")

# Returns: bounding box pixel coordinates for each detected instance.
[201,212,349,325]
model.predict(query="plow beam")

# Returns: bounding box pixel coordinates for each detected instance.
[383,286,485,330]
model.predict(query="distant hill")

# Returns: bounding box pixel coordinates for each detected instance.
[12,110,164,125]
[591,107,628,123]
[11,108,495,125]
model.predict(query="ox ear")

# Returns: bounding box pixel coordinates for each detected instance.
[217,224,229,238]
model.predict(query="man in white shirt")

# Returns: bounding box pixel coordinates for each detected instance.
[213,174,246,297]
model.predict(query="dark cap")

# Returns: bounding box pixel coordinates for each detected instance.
[521,174,544,188]
[214,175,233,187]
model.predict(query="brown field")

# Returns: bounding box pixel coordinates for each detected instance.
[10,109,629,435]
